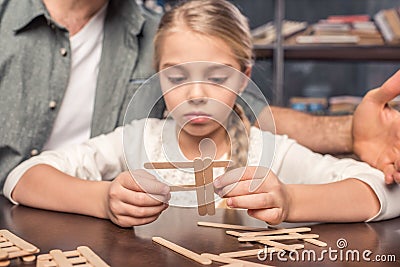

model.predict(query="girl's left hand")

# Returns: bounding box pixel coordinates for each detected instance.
[214,166,290,225]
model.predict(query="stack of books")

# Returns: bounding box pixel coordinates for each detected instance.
[296,14,383,44]
[251,20,308,45]
[374,7,400,44]
[289,97,328,115]
[328,95,362,115]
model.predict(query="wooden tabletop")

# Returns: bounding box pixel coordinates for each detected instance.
[0,196,399,266]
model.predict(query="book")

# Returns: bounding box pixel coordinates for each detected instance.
[326,14,370,23]
[252,20,308,45]
[384,9,400,38]
[296,35,359,44]
[374,8,400,44]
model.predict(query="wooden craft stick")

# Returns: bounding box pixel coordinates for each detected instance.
[66,256,86,265]
[169,185,197,192]
[198,222,267,231]
[194,158,207,216]
[258,240,304,251]
[237,227,312,237]
[144,161,231,170]
[144,161,195,169]
[201,253,274,267]
[49,249,73,267]
[226,230,242,237]
[2,247,19,253]
[239,233,319,242]
[0,249,7,260]
[152,237,212,265]
[0,230,38,253]
[289,233,327,247]
[210,160,231,168]
[8,249,40,259]
[220,263,244,267]
[0,242,13,248]
[21,255,36,262]
[77,246,110,267]
[203,157,215,215]
[0,260,10,267]
[63,251,81,257]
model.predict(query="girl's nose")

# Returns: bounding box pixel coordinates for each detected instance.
[187,83,208,105]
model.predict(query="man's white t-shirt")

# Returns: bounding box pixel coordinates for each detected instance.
[43,3,108,150]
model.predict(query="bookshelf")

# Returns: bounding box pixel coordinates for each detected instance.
[255,44,400,61]
[258,0,400,106]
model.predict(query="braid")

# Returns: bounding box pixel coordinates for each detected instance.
[226,104,250,171]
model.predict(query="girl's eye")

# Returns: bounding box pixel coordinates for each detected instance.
[208,77,228,84]
[168,76,187,84]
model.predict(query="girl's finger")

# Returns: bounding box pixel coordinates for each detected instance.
[121,170,170,195]
[214,166,270,189]
[226,192,278,210]
[248,208,283,225]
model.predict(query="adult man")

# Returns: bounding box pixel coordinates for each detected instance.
[1,0,400,194]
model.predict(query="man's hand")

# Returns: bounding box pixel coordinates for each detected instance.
[214,166,290,225]
[353,70,400,184]
[105,170,170,227]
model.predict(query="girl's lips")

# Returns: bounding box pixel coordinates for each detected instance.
[184,113,212,123]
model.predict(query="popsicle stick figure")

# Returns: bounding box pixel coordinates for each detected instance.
[144,158,230,216]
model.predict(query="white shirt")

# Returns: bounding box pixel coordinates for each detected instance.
[43,3,108,150]
[5,119,400,221]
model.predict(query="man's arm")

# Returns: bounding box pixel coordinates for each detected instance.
[256,106,353,154]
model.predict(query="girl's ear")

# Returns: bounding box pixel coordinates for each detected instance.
[239,66,252,94]
[244,66,252,78]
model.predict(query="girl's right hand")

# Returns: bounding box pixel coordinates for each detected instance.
[214,166,290,225]
[105,170,170,227]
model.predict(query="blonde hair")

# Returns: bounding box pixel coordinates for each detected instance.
[154,0,253,168]
[154,0,253,71]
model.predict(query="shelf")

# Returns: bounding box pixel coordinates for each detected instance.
[254,45,400,61]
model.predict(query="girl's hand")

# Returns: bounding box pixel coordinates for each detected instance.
[214,166,290,225]
[105,170,170,227]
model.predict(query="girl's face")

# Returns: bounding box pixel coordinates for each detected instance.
[158,29,248,137]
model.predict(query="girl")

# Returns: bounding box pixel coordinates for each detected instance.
[4,0,399,227]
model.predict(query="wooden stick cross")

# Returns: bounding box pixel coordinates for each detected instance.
[36,246,110,267]
[0,229,39,266]
[144,158,230,216]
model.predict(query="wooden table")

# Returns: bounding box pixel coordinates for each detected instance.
[0,196,399,266]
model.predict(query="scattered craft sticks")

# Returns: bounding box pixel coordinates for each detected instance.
[225,225,326,249]
[36,246,109,267]
[152,223,327,266]
[152,237,212,265]
[0,229,39,266]
[145,159,230,216]
[198,222,268,231]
